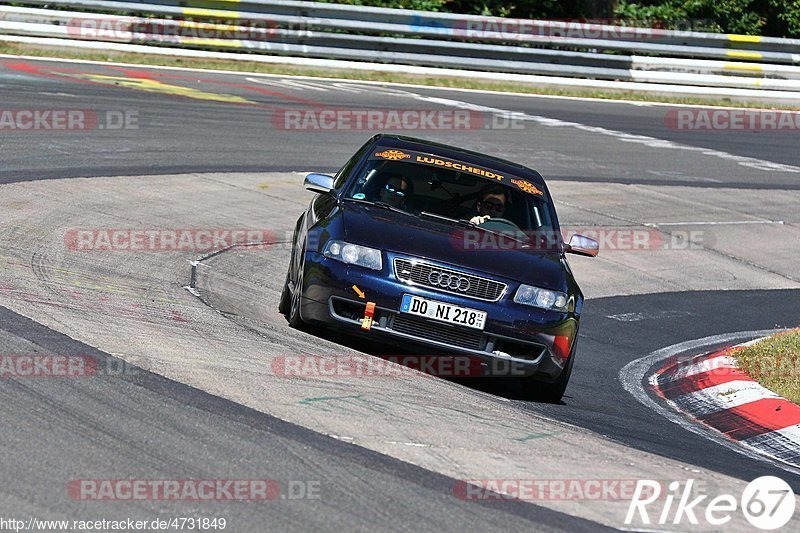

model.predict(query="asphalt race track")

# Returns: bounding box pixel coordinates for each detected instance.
[1,55,799,531]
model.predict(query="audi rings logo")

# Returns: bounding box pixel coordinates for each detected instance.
[428,271,471,292]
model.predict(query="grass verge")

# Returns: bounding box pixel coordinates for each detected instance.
[2,42,799,110]
[735,330,800,404]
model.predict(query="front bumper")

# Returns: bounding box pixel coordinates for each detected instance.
[300,251,578,380]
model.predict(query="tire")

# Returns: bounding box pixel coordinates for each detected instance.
[280,218,302,319]
[286,242,306,329]
[522,339,577,403]
[278,270,291,316]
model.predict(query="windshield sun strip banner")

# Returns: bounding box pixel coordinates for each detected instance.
[371,147,545,196]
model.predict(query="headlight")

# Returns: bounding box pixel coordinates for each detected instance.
[323,240,382,271]
[514,284,568,311]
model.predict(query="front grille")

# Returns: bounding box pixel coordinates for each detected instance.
[390,314,484,351]
[393,258,506,301]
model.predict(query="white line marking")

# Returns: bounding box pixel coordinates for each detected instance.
[645,220,785,227]
[182,286,201,297]
[283,80,331,92]
[37,91,78,98]
[606,310,691,322]
[644,170,722,183]
[246,77,330,92]
[411,94,800,174]
[327,434,355,442]
[330,82,367,94]
[619,328,800,475]
[242,77,284,87]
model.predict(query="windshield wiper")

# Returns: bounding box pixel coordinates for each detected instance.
[344,197,413,216]
[419,211,530,247]
[419,211,472,227]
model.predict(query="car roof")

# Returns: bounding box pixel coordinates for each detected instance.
[369,134,547,188]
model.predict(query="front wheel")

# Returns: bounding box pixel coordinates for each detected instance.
[521,340,576,403]
[278,270,291,316]
[286,244,306,328]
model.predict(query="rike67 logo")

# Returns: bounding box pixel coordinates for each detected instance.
[626,476,795,530]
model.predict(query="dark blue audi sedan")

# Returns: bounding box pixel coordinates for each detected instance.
[279,134,598,401]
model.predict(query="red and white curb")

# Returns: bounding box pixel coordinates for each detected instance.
[651,337,800,469]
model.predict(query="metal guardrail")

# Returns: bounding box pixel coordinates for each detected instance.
[32,0,800,52]
[12,0,800,55]
[1,1,800,93]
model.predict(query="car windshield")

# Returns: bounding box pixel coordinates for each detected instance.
[343,149,555,233]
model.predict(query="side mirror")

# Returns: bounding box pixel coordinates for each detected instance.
[304,173,335,194]
[565,234,599,257]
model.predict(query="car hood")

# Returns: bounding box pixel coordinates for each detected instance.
[340,202,566,289]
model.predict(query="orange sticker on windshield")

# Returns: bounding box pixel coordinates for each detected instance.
[511,179,544,196]
[374,149,411,161]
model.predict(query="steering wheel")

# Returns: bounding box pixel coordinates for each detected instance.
[479,217,522,232]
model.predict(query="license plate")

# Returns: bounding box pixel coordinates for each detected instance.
[400,294,487,330]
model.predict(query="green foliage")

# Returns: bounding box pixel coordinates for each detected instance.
[445,1,606,19]
[769,0,800,36]
[735,330,800,405]
[614,1,762,34]
[318,1,610,18]
[320,0,800,37]
[614,0,800,37]
[314,0,449,11]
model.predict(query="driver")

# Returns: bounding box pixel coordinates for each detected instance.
[378,174,412,210]
[469,184,508,225]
